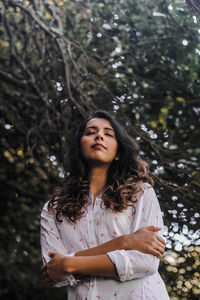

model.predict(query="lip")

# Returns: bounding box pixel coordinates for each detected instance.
[92,143,106,149]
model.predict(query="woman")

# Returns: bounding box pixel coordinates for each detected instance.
[41,110,170,299]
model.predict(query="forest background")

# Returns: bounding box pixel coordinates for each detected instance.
[0,0,200,299]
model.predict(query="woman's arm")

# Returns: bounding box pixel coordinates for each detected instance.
[42,225,165,285]
[75,226,165,258]
[42,226,165,285]
[41,202,75,263]
[41,198,164,286]
[40,202,79,287]
[107,186,165,282]
[42,252,118,286]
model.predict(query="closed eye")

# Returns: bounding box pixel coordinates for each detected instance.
[105,133,113,137]
[86,131,95,135]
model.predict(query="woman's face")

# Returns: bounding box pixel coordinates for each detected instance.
[81,118,118,166]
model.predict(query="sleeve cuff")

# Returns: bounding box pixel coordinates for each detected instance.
[107,250,131,282]
[55,274,80,287]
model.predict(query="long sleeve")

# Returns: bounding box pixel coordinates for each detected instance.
[107,185,164,282]
[39,191,170,299]
[40,201,78,287]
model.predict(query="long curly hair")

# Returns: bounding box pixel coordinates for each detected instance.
[48,110,153,223]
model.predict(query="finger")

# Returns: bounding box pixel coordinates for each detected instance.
[157,244,165,255]
[149,241,164,257]
[157,245,165,254]
[41,272,48,280]
[44,277,50,284]
[154,240,165,252]
[146,226,162,232]
[158,246,165,255]
[50,280,56,287]
[154,237,165,248]
[44,276,54,286]
[155,235,165,245]
[41,264,47,272]
[48,252,55,258]
[155,250,162,259]
[152,245,163,258]
[158,240,165,250]
[150,247,162,258]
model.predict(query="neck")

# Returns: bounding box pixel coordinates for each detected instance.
[89,165,109,199]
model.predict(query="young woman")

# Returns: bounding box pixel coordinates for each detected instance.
[41,110,170,299]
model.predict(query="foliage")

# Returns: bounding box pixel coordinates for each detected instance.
[0,0,200,299]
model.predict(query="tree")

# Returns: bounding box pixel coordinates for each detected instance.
[0,0,200,299]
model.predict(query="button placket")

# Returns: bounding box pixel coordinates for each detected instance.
[87,194,96,248]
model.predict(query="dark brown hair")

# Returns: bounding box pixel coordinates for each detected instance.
[49,110,153,223]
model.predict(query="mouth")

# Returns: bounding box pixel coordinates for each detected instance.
[92,143,106,149]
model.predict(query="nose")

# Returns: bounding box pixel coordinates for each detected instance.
[94,132,104,141]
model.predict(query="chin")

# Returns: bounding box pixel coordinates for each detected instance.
[88,158,111,165]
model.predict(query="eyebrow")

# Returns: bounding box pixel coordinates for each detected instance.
[86,126,114,131]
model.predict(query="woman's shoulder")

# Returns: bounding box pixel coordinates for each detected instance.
[41,199,58,216]
[136,181,157,203]
[139,181,153,192]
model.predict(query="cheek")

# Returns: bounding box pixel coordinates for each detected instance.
[109,140,118,156]
[114,144,118,156]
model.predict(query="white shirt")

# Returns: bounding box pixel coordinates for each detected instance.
[40,183,170,300]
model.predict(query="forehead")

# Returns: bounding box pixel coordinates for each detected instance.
[85,118,113,129]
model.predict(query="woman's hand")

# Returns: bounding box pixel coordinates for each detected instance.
[40,226,165,286]
[74,226,165,259]
[125,226,165,258]
[41,252,69,286]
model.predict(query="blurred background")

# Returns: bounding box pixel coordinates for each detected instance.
[0,0,200,299]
